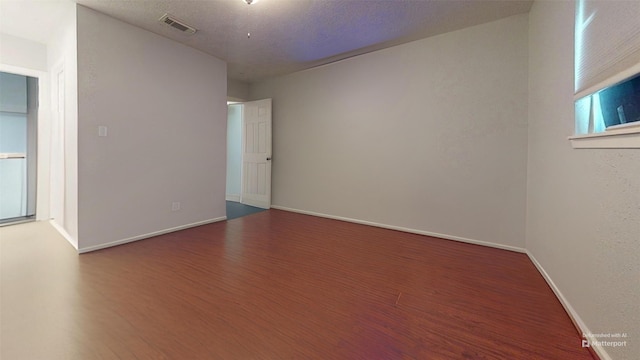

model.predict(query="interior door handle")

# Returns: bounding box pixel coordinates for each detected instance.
[266,157,272,161]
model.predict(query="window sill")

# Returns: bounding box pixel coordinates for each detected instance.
[568,125,640,149]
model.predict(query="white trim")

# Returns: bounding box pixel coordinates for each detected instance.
[0,64,45,79]
[225,194,241,202]
[49,219,77,250]
[271,205,526,253]
[568,127,640,148]
[77,217,227,253]
[606,121,640,131]
[526,251,611,360]
[0,218,35,227]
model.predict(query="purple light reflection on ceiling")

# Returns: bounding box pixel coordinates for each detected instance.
[282,2,415,63]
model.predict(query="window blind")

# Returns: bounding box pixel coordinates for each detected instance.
[575,0,640,97]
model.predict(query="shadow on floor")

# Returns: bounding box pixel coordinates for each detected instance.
[226,201,266,220]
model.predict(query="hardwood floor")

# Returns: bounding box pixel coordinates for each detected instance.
[1,210,594,359]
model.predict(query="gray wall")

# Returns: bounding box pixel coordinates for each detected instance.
[251,14,529,250]
[228,78,250,101]
[76,6,228,251]
[527,2,639,359]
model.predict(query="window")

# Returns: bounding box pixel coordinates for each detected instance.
[570,0,640,148]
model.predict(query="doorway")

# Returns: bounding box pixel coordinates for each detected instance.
[0,72,38,225]
[225,99,272,220]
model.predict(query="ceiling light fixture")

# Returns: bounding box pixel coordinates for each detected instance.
[243,0,260,38]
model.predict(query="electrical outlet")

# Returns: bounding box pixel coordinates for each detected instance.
[171,202,181,211]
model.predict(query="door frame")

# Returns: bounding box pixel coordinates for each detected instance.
[0,64,50,223]
[225,98,272,210]
[50,63,66,228]
[225,102,243,203]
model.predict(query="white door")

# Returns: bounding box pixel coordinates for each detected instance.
[241,99,272,209]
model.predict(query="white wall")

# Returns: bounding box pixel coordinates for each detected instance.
[226,104,243,200]
[47,4,78,246]
[76,6,227,251]
[0,33,47,72]
[527,2,639,359]
[251,14,529,250]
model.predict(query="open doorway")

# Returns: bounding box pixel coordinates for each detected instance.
[0,72,38,225]
[225,99,272,220]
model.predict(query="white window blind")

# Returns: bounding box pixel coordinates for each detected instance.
[575,0,640,97]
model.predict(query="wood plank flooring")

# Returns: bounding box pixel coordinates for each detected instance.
[1,210,594,359]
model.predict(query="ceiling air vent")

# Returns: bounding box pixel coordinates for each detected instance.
[159,14,197,35]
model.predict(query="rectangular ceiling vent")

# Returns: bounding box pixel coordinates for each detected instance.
[159,14,197,35]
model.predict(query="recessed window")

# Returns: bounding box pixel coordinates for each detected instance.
[571,69,640,149]
[575,72,640,135]
[599,74,640,128]
[570,0,640,148]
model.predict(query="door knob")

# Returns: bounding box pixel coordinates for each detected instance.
[266,157,272,161]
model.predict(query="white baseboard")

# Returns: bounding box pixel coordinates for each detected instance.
[49,219,78,250]
[526,251,610,360]
[271,205,526,253]
[225,194,240,202]
[78,216,227,254]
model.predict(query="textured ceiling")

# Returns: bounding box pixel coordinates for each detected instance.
[2,0,533,83]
